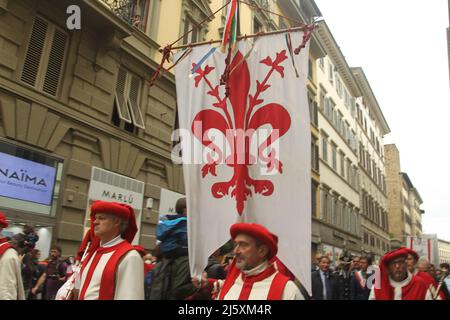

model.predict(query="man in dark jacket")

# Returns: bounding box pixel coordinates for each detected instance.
[351,256,373,300]
[334,252,354,300]
[311,256,339,300]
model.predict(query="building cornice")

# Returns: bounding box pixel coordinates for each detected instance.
[315,20,362,98]
[351,67,391,135]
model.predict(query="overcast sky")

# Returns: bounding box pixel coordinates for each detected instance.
[314,0,450,241]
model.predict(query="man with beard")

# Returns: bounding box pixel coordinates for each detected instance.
[369,247,432,300]
[32,245,67,300]
[212,223,302,300]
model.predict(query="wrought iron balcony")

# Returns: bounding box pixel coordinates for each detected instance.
[98,0,147,32]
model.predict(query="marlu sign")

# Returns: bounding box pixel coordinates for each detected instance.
[101,190,134,205]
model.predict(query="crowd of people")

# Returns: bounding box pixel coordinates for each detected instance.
[1,203,449,300]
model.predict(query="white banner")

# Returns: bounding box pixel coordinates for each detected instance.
[175,32,311,293]
[407,234,439,267]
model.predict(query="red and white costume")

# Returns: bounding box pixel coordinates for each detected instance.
[215,260,302,300]
[77,201,144,300]
[214,223,302,300]
[0,212,25,300]
[369,247,433,300]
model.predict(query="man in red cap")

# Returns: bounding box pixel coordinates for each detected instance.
[211,223,302,300]
[404,248,444,299]
[369,247,432,300]
[0,211,25,300]
[76,201,144,300]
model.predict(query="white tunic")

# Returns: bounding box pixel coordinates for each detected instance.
[218,261,303,300]
[0,242,25,300]
[79,236,144,300]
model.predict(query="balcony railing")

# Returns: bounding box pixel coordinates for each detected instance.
[99,0,147,32]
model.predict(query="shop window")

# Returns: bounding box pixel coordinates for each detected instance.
[0,141,63,216]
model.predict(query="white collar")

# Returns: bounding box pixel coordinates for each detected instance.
[389,271,413,288]
[100,235,124,247]
[242,261,269,276]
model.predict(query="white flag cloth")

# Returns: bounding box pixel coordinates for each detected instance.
[174,32,311,293]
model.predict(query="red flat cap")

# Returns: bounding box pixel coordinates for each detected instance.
[230,223,278,259]
[90,201,137,243]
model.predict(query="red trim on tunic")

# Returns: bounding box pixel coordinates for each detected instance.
[0,242,13,257]
[218,259,240,300]
[98,241,133,300]
[267,272,290,300]
[78,240,132,300]
[218,261,288,300]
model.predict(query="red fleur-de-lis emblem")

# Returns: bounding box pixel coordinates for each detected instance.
[191,50,292,215]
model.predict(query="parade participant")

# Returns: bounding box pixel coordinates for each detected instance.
[405,248,419,274]
[0,212,25,300]
[351,256,373,300]
[369,247,432,300]
[77,201,144,300]
[415,258,445,300]
[213,223,302,300]
[311,255,338,300]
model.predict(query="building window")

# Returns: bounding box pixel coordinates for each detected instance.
[344,89,350,108]
[308,59,313,80]
[328,61,334,85]
[336,75,343,98]
[319,58,325,71]
[312,181,318,218]
[332,196,338,226]
[183,16,199,44]
[346,159,352,185]
[312,136,319,172]
[322,134,328,162]
[364,232,369,245]
[320,188,329,221]
[130,0,151,32]
[253,16,263,34]
[21,16,68,97]
[308,92,318,127]
[331,143,337,170]
[319,88,326,111]
[340,152,345,178]
[112,68,146,133]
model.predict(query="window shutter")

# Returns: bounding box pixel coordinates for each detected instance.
[127,74,145,129]
[43,28,67,96]
[21,17,48,86]
[115,68,132,123]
